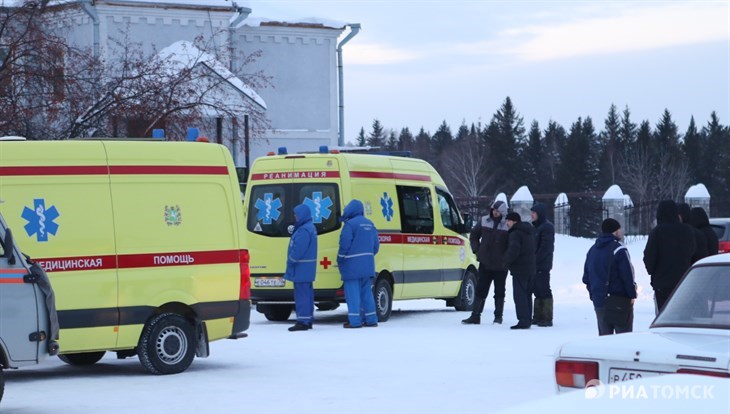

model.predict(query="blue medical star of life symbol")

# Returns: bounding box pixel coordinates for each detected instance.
[22,198,60,242]
[380,192,394,221]
[254,193,282,224]
[304,191,333,224]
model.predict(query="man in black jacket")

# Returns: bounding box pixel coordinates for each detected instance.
[504,212,536,330]
[690,207,719,256]
[678,202,707,263]
[643,200,695,313]
[530,203,555,327]
[463,200,510,325]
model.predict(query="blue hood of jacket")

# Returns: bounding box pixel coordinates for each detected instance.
[342,199,364,221]
[294,203,313,229]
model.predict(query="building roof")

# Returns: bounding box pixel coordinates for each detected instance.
[158,40,266,110]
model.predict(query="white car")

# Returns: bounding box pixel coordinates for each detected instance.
[555,253,730,393]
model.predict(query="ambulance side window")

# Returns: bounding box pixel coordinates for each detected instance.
[436,189,461,233]
[397,186,433,234]
[296,184,341,235]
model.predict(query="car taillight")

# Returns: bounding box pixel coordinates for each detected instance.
[718,241,730,254]
[556,360,599,388]
[239,249,251,300]
[677,368,730,378]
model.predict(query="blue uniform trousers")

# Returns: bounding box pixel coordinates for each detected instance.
[343,278,377,327]
[293,282,314,326]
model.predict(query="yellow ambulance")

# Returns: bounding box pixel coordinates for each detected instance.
[243,147,478,322]
[0,138,250,375]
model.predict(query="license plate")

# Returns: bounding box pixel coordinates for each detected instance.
[254,277,286,287]
[608,368,663,383]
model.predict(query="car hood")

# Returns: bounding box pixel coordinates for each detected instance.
[558,328,730,370]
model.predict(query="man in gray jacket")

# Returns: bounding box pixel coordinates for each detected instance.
[462,200,510,325]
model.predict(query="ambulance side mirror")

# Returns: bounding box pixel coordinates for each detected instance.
[3,228,16,265]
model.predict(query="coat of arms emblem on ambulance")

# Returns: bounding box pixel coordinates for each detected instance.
[164,205,182,226]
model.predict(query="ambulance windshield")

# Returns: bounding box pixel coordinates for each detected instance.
[247,184,341,237]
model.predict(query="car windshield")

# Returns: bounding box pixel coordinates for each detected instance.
[653,265,730,329]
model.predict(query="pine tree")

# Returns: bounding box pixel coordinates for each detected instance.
[598,104,621,186]
[702,112,729,211]
[386,130,398,151]
[356,127,366,146]
[682,116,703,184]
[367,119,386,147]
[413,127,432,162]
[522,120,542,191]
[398,127,414,151]
[455,121,470,142]
[542,120,566,193]
[486,96,525,191]
[432,120,453,157]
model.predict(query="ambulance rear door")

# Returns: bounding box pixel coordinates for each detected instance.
[292,156,342,292]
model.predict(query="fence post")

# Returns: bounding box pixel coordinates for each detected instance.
[510,186,533,222]
[685,184,711,216]
[554,193,570,235]
[602,185,625,228]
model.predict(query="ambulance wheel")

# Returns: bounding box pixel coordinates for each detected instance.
[374,278,392,322]
[262,305,293,322]
[454,269,477,311]
[138,313,196,375]
[58,351,106,366]
[0,369,4,403]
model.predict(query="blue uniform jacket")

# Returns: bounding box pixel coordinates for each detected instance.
[284,204,318,283]
[582,233,637,308]
[337,200,380,280]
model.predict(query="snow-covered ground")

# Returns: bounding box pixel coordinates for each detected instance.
[3,235,660,413]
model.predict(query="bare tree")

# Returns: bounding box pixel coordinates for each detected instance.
[441,135,494,199]
[1,3,270,141]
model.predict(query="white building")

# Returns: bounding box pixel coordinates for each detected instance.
[6,0,359,168]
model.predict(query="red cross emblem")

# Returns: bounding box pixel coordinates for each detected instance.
[320,256,332,269]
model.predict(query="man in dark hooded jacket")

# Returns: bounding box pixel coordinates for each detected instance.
[643,200,695,313]
[678,202,707,263]
[530,202,555,327]
[504,212,536,330]
[583,218,637,335]
[463,200,510,325]
[338,199,380,328]
[284,204,318,331]
[690,207,719,256]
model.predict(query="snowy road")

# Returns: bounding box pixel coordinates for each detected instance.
[2,236,658,413]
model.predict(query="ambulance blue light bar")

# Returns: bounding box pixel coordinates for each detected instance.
[278,147,288,155]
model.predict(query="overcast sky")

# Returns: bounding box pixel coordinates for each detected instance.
[246,0,730,144]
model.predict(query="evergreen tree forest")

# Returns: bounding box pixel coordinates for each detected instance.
[355,97,730,234]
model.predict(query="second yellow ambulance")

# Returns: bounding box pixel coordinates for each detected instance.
[243,147,478,322]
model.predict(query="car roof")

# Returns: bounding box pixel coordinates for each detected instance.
[693,252,730,265]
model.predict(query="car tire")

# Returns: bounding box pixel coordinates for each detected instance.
[58,351,106,366]
[374,278,393,322]
[138,313,196,375]
[262,305,293,322]
[0,369,4,403]
[453,269,477,311]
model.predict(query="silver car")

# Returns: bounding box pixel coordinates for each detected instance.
[555,253,730,392]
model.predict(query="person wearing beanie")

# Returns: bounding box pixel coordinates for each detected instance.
[678,202,707,263]
[582,218,637,335]
[463,200,510,325]
[529,202,555,327]
[643,200,695,313]
[503,212,536,329]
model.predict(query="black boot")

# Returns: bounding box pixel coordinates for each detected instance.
[532,298,543,325]
[493,297,504,324]
[462,297,485,324]
[538,298,553,327]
